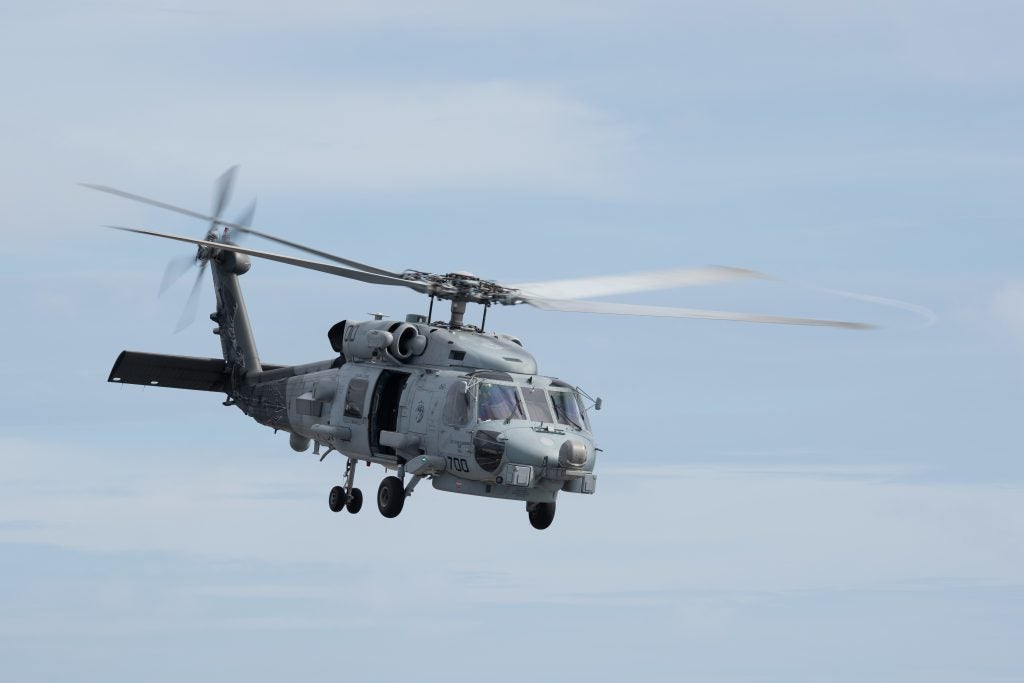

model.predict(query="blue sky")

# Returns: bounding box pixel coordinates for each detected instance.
[1,2,1022,681]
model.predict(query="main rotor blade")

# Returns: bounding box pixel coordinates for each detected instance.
[803,285,937,327]
[175,261,207,332]
[82,182,404,278]
[524,297,874,329]
[233,225,404,278]
[220,199,256,244]
[82,183,214,222]
[510,266,769,301]
[108,226,431,294]
[160,254,198,295]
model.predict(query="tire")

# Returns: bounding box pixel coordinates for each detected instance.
[528,501,556,530]
[346,487,363,514]
[328,485,347,513]
[377,476,405,518]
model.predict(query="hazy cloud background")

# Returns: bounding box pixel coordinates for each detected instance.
[1,1,1022,681]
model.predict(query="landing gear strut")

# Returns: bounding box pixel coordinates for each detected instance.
[527,501,556,530]
[328,457,362,515]
[345,487,363,514]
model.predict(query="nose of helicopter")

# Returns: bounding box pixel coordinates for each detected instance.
[496,427,593,471]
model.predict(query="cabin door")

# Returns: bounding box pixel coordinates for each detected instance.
[369,370,410,456]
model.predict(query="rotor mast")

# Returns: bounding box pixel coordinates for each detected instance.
[449,299,468,328]
[431,271,509,330]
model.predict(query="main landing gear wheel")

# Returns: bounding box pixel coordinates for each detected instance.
[377,476,405,518]
[346,488,363,514]
[528,501,556,530]
[328,485,348,513]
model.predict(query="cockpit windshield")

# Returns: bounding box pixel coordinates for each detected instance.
[469,372,590,430]
[521,386,554,423]
[550,389,586,430]
[476,382,526,422]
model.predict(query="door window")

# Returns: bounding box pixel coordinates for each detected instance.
[344,378,368,418]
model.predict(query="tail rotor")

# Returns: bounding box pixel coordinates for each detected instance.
[209,165,236,235]
[144,166,253,331]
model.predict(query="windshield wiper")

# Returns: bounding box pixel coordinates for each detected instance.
[553,403,582,431]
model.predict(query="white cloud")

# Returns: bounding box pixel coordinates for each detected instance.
[0,80,638,250]
[2,440,1021,600]
[66,82,637,197]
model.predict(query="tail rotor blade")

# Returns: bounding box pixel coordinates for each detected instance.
[212,165,238,219]
[159,254,198,295]
[225,199,256,243]
[175,261,207,332]
[236,199,256,230]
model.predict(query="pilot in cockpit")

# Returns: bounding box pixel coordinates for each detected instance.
[477,383,519,422]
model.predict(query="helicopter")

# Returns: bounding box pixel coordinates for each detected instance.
[87,167,885,530]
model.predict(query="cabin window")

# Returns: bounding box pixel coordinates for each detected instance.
[344,378,368,418]
[522,386,554,423]
[296,394,324,418]
[476,382,525,422]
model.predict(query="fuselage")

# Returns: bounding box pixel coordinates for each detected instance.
[235,319,598,504]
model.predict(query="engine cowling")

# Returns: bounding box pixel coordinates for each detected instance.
[341,320,427,362]
[389,323,427,361]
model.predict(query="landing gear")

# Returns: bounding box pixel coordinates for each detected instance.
[527,501,556,530]
[346,488,363,514]
[329,457,362,515]
[328,485,347,513]
[377,476,406,518]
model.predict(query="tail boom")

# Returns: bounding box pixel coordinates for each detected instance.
[210,253,262,385]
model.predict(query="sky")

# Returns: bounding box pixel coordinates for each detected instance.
[1,1,1023,681]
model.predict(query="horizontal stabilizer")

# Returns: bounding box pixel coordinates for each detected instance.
[108,351,229,392]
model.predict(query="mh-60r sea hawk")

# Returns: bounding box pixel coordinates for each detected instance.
[88,168,888,530]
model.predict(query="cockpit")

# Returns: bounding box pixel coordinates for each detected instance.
[477,382,524,422]
[444,370,591,432]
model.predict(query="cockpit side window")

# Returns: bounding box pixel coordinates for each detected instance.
[522,386,554,423]
[443,380,471,426]
[477,382,525,422]
[550,389,585,430]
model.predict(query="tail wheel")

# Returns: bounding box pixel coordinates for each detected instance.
[346,487,363,514]
[527,501,556,530]
[377,476,406,518]
[328,485,348,513]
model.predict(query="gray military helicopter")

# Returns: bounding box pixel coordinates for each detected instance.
[87,168,877,530]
